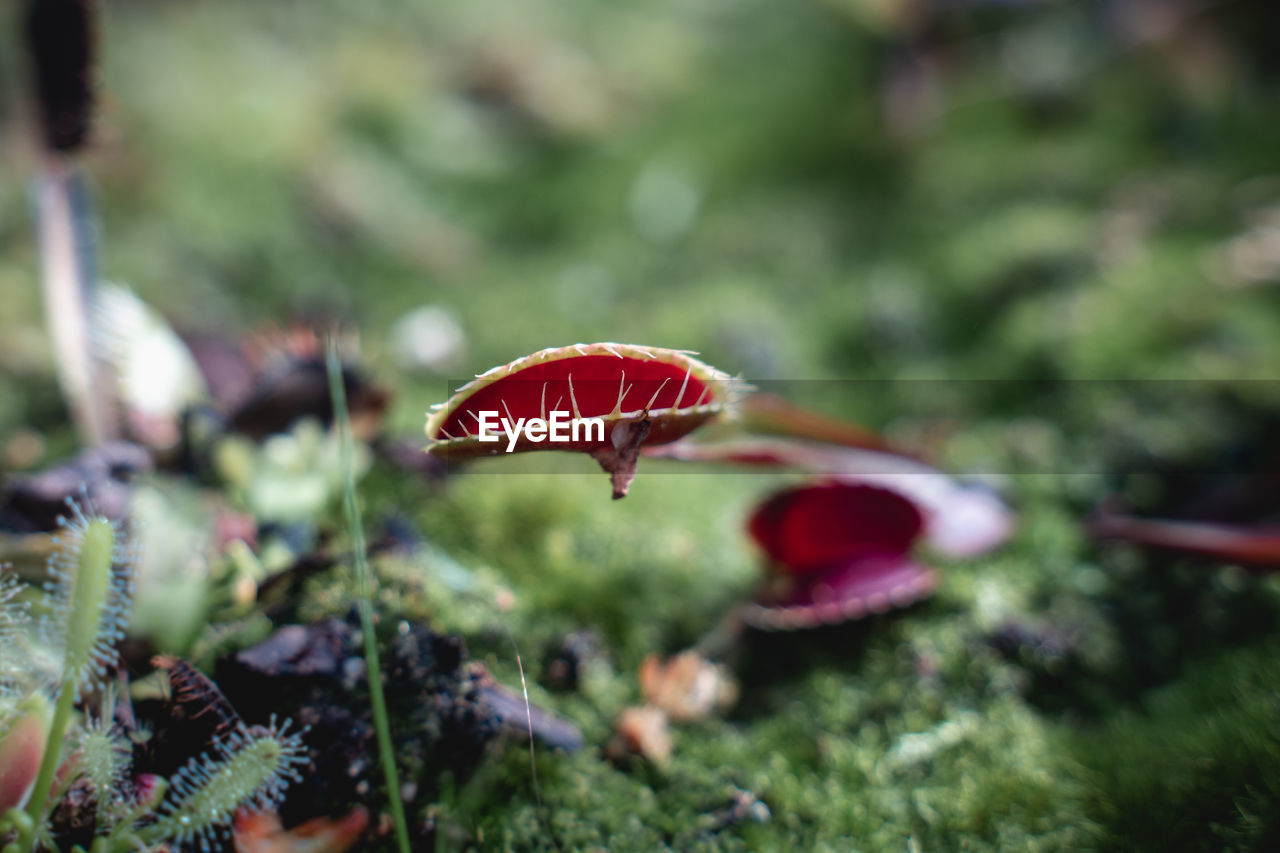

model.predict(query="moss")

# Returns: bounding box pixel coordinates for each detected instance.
[1071,637,1280,851]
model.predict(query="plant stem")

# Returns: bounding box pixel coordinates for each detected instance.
[692,603,747,660]
[325,338,412,853]
[26,516,117,839]
[24,678,74,839]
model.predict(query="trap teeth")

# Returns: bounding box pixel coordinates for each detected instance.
[423,343,737,497]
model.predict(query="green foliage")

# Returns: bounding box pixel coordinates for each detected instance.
[215,419,373,524]
[77,710,130,826]
[3,0,1280,849]
[0,504,308,852]
[0,575,32,697]
[414,484,1280,851]
[43,511,132,700]
[23,508,129,835]
[1072,636,1280,851]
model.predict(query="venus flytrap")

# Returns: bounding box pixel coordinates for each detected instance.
[0,694,51,815]
[425,342,739,498]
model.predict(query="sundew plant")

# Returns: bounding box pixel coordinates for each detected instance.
[0,500,307,853]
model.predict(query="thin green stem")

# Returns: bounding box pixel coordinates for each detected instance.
[27,515,117,841]
[325,338,412,853]
[23,681,74,840]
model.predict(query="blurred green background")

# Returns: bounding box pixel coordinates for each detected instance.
[3,0,1280,849]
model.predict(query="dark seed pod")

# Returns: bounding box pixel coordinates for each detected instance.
[25,0,97,153]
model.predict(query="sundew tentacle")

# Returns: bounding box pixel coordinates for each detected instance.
[0,571,28,634]
[144,716,308,851]
[77,710,132,825]
[40,496,136,699]
[0,570,33,698]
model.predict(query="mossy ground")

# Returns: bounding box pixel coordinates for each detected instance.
[2,0,1280,849]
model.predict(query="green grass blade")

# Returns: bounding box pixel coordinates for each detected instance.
[326,337,412,853]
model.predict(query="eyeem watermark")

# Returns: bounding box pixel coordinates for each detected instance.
[476,410,606,452]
